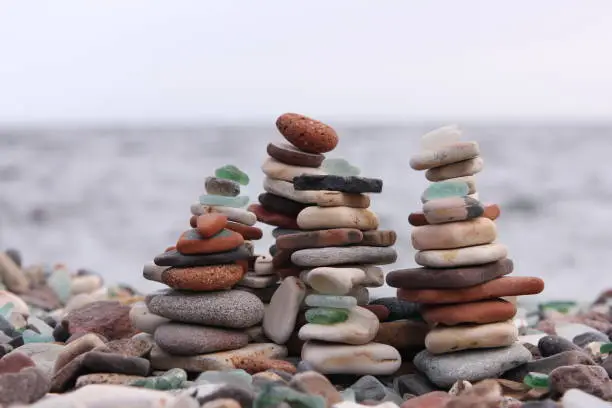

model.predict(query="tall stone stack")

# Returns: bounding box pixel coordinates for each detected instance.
[386,125,545,388]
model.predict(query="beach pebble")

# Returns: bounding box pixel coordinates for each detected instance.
[192,204,257,226]
[129,302,170,334]
[305,267,367,295]
[425,320,518,354]
[422,196,484,224]
[502,350,595,382]
[0,252,29,294]
[292,247,397,267]
[80,351,150,376]
[411,218,496,250]
[104,337,153,358]
[276,113,338,154]
[142,262,168,283]
[262,156,326,181]
[574,331,610,348]
[301,342,401,375]
[425,156,483,181]
[549,364,612,400]
[0,290,30,315]
[154,323,249,355]
[562,388,612,407]
[177,229,244,255]
[263,277,306,345]
[63,300,137,340]
[40,383,177,407]
[360,230,397,247]
[538,335,582,357]
[8,343,64,380]
[154,247,251,268]
[368,297,421,321]
[420,124,462,150]
[414,243,508,268]
[393,373,439,396]
[290,371,342,408]
[297,207,379,231]
[161,264,244,291]
[248,203,300,229]
[237,272,278,289]
[54,332,107,374]
[231,356,296,375]
[267,142,325,167]
[299,306,379,345]
[226,221,263,241]
[258,192,310,217]
[263,177,322,204]
[401,391,452,408]
[374,320,429,349]
[410,141,480,170]
[193,213,228,238]
[0,351,35,374]
[314,191,371,208]
[254,255,274,276]
[75,372,145,388]
[205,176,240,197]
[294,175,383,194]
[0,367,50,406]
[277,229,363,251]
[70,275,103,295]
[421,299,517,325]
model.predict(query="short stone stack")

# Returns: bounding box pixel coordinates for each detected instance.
[386,125,545,388]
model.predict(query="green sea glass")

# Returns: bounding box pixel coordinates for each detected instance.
[422,181,469,201]
[600,343,612,354]
[0,303,14,319]
[305,307,350,324]
[523,372,549,389]
[23,316,55,343]
[215,165,250,186]
[539,301,577,314]
[195,369,252,388]
[199,194,249,208]
[131,368,187,390]
[305,295,357,309]
[322,158,360,177]
[254,384,326,408]
[48,267,72,304]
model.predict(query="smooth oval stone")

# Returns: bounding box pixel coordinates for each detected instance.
[425,320,518,354]
[215,165,249,186]
[205,176,240,197]
[248,203,299,229]
[254,255,274,276]
[276,229,363,251]
[414,343,532,388]
[305,267,367,295]
[192,204,257,226]
[263,177,322,204]
[398,276,545,304]
[195,214,228,238]
[297,207,379,231]
[322,158,360,176]
[154,246,250,267]
[146,290,264,328]
[387,259,514,289]
[237,272,278,289]
[176,229,244,255]
[292,247,398,267]
[374,320,429,350]
[258,193,310,217]
[360,230,396,247]
[537,335,582,357]
[263,277,306,345]
[276,113,338,154]
[409,202,499,226]
[415,243,508,268]
[420,124,462,150]
[226,221,263,240]
[199,195,249,208]
[411,218,496,250]
[301,341,401,375]
[410,141,480,171]
[305,308,350,324]
[294,175,383,194]
[574,332,611,348]
[523,372,550,389]
[267,142,325,167]
[369,297,420,320]
[129,303,171,335]
[314,191,371,208]
[422,299,517,325]
[502,350,595,382]
[305,295,357,309]
[262,157,326,182]
[161,264,244,291]
[562,388,612,408]
[442,176,477,194]
[272,228,303,238]
[154,323,249,355]
[422,196,484,224]
[299,306,379,345]
[425,157,484,182]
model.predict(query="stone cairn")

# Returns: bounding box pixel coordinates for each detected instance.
[253,113,402,375]
[137,166,290,373]
[386,125,545,388]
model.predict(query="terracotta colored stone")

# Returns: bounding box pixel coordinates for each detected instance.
[161,264,244,291]
[225,221,263,240]
[230,356,296,374]
[423,196,484,225]
[422,299,517,326]
[398,276,545,304]
[248,203,299,229]
[401,391,452,408]
[176,229,244,255]
[276,228,363,251]
[267,142,325,167]
[276,113,338,154]
[258,192,311,217]
[165,246,176,252]
[361,230,396,247]
[387,259,514,289]
[196,213,228,238]
[0,352,35,374]
[374,320,429,349]
[409,203,501,226]
[63,301,138,340]
[315,191,371,208]
[363,305,390,322]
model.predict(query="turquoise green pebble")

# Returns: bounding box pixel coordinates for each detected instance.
[422,181,469,201]
[254,384,326,408]
[131,368,187,390]
[305,294,357,309]
[215,165,250,186]
[600,343,612,354]
[199,194,249,208]
[305,307,350,324]
[523,372,549,388]
[48,267,72,304]
[539,300,577,314]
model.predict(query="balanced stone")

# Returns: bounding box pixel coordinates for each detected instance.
[263,277,306,345]
[413,343,532,388]
[421,124,462,150]
[143,262,168,283]
[263,177,322,204]
[129,303,171,334]
[422,181,470,201]
[261,157,326,182]
[305,308,350,324]
[237,272,278,289]
[409,202,499,226]
[266,142,325,168]
[199,194,249,208]
[154,323,249,355]
[146,290,264,329]
[254,255,274,276]
[314,191,371,208]
[292,247,398,267]
[195,214,228,238]
[387,259,514,289]
[177,229,244,255]
[410,142,480,170]
[272,228,303,238]
[299,307,379,345]
[258,193,310,217]
[415,243,508,268]
[397,276,545,304]
[294,175,383,194]
[192,204,257,226]
[360,230,396,247]
[205,177,240,197]
[322,158,360,176]
[425,320,519,354]
[161,264,244,291]
[276,113,338,154]
[297,207,379,231]
[226,221,263,240]
[421,299,517,325]
[215,165,249,186]
[276,229,363,251]
[305,295,357,309]
[305,267,367,295]
[425,157,484,182]
[301,342,401,375]
[154,247,251,267]
[422,196,484,224]
[248,204,299,229]
[411,218,496,250]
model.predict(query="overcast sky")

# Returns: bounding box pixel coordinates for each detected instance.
[1,1,611,123]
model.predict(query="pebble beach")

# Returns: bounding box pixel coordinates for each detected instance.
[1,114,612,408]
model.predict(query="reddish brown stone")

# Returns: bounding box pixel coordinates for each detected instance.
[272,249,296,269]
[236,259,249,274]
[176,229,244,255]
[165,246,176,252]
[63,301,138,340]
[267,142,325,167]
[398,276,545,304]
[0,352,35,374]
[195,213,228,238]
[362,304,390,321]
[276,113,338,154]
[374,320,429,349]
[231,356,296,374]
[248,203,299,229]
[401,391,451,408]
[162,264,244,291]
[421,299,517,325]
[276,229,363,251]
[189,215,197,228]
[408,203,501,226]
[226,221,263,240]
[360,230,396,247]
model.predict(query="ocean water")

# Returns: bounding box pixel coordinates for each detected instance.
[1,123,611,301]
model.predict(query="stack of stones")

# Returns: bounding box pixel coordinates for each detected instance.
[255,113,402,375]
[386,125,545,388]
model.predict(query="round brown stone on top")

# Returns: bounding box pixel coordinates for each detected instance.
[275,113,338,154]
[421,299,517,325]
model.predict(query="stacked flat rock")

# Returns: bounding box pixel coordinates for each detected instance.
[386,125,545,388]
[137,167,279,370]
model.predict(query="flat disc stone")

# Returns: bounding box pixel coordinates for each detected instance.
[322,158,360,176]
[266,142,325,167]
[199,195,249,208]
[425,157,484,182]
[420,124,462,151]
[154,246,251,267]
[410,141,480,171]
[421,299,517,325]
[360,230,397,247]
[205,177,240,197]
[386,259,514,289]
[422,181,470,201]
[291,246,397,267]
[258,193,311,217]
[293,175,383,194]
[423,196,484,224]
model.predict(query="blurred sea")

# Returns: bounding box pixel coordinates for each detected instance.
[1,123,611,301]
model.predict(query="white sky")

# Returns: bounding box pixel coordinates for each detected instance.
[1,1,611,123]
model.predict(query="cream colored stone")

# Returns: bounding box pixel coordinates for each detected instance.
[297,207,379,231]
[254,255,275,276]
[415,243,508,268]
[425,320,518,354]
[129,302,171,334]
[261,157,326,182]
[0,253,29,294]
[71,275,103,295]
[263,177,322,204]
[263,277,306,344]
[299,306,379,345]
[305,267,366,295]
[301,341,401,375]
[425,157,484,182]
[410,141,480,170]
[191,203,257,225]
[314,191,371,208]
[411,218,497,250]
[421,124,462,150]
[344,265,384,287]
